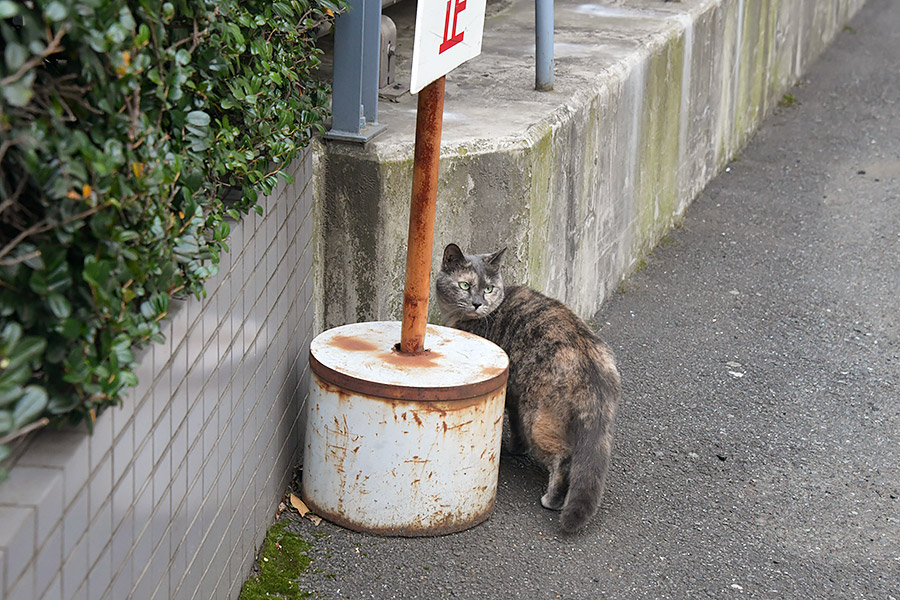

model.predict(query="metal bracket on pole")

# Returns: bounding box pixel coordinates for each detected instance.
[535,0,554,91]
[325,0,387,143]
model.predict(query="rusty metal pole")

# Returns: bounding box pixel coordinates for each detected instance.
[400,76,446,354]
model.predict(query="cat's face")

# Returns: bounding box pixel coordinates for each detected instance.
[435,243,506,324]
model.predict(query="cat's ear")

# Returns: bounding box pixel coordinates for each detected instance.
[486,247,507,269]
[442,243,466,271]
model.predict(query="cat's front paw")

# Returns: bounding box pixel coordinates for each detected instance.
[540,493,565,511]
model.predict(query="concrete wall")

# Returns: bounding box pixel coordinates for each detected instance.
[0,149,317,600]
[315,0,867,330]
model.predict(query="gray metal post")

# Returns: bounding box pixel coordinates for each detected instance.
[325,0,386,142]
[362,0,382,124]
[535,0,554,91]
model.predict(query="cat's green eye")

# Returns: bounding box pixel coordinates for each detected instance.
[459,281,470,290]
[485,286,494,294]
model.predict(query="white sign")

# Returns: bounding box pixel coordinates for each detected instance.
[409,0,487,94]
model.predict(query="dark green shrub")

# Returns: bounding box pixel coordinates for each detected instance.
[0,0,342,478]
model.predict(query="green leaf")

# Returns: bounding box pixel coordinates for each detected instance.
[119,371,138,387]
[0,1,19,19]
[0,384,23,408]
[2,75,35,107]
[5,336,46,371]
[59,318,83,340]
[0,411,11,435]
[47,294,72,318]
[135,23,150,46]
[186,110,210,127]
[0,364,29,391]
[1,322,23,350]
[12,385,48,429]
[44,1,68,21]
[175,49,191,65]
[4,42,27,71]
[82,256,112,289]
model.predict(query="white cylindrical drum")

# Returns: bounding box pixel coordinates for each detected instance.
[301,321,508,536]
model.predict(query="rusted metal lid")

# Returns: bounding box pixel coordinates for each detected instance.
[309,321,509,402]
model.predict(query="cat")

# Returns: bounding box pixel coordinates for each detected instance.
[435,243,621,533]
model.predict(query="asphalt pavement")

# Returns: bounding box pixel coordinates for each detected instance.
[280,0,900,597]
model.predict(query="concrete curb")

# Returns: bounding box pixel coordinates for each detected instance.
[314,0,866,330]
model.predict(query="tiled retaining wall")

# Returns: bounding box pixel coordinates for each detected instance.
[0,148,316,600]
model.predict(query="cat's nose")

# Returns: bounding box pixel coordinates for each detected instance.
[472,302,482,309]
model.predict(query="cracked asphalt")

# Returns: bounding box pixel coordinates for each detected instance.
[268,0,900,597]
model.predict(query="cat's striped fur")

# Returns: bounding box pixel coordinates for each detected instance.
[435,243,620,533]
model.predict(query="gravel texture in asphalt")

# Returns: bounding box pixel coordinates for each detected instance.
[270,1,900,597]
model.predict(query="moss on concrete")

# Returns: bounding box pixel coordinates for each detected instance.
[634,31,684,258]
[239,522,313,600]
[526,126,554,286]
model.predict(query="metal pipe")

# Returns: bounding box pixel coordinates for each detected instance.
[330,1,366,134]
[361,0,382,124]
[400,76,446,354]
[535,0,554,91]
[325,0,386,142]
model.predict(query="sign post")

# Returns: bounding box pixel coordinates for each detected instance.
[399,0,487,354]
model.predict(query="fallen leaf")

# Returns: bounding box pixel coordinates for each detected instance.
[290,493,322,525]
[290,493,309,516]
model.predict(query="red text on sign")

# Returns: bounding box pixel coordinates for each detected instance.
[439,0,466,54]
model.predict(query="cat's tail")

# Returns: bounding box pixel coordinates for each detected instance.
[560,357,620,533]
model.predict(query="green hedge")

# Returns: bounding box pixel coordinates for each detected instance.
[0,0,343,478]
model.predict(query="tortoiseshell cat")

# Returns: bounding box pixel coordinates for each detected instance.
[435,243,620,533]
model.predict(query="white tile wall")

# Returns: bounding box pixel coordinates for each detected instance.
[0,147,317,600]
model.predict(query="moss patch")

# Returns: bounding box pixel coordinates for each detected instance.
[239,522,314,600]
[778,93,798,108]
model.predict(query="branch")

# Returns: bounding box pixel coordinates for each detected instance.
[0,205,102,262]
[0,418,50,446]
[0,24,69,88]
[0,250,41,267]
[0,137,22,164]
[0,173,28,217]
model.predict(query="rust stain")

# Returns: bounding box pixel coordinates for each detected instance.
[310,355,507,402]
[442,419,472,431]
[481,366,505,378]
[330,334,379,352]
[352,446,360,454]
[379,349,442,369]
[412,412,423,426]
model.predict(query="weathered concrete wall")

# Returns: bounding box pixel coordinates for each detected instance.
[314,0,866,330]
